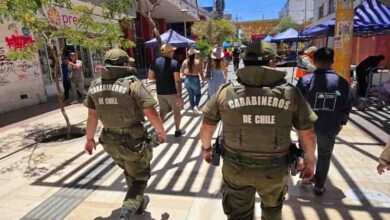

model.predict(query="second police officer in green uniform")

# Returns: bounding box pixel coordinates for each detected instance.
[84,48,166,220]
[200,40,318,220]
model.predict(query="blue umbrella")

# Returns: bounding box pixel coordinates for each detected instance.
[271,28,300,42]
[223,41,232,48]
[145,29,196,48]
[263,35,273,42]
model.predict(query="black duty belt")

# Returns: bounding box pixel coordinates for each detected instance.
[103,127,142,135]
[224,150,289,167]
[186,75,199,77]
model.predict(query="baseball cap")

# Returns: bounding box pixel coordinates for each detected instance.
[104,48,132,65]
[242,40,277,61]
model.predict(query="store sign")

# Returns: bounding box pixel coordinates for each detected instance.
[45,7,80,29]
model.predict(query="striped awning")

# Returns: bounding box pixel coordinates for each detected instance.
[355,0,390,26]
[302,0,390,37]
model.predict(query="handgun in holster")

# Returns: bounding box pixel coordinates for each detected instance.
[211,136,224,166]
[145,130,161,149]
[289,142,304,176]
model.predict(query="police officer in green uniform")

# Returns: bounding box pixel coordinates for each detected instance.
[200,40,318,220]
[84,48,166,220]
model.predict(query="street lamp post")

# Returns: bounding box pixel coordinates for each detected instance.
[180,8,189,57]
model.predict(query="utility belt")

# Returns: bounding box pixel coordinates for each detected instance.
[223,149,289,167]
[102,125,160,153]
[211,135,304,175]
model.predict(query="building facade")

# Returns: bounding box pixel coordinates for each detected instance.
[279,0,314,24]
[236,19,280,39]
[311,0,363,27]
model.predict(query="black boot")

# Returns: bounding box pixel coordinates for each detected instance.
[118,207,135,220]
[136,195,150,214]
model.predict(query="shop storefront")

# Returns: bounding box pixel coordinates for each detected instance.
[38,38,107,96]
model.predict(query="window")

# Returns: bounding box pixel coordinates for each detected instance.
[329,0,336,14]
[318,4,324,18]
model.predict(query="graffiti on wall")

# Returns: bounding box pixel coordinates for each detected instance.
[5,24,35,50]
[0,23,41,86]
[0,59,40,86]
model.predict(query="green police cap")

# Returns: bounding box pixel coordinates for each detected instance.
[242,40,277,61]
[104,48,131,65]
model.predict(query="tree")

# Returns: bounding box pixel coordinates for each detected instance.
[271,16,301,34]
[0,0,135,137]
[144,0,162,47]
[194,39,212,59]
[192,19,236,46]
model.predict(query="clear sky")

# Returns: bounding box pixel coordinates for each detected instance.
[198,0,288,21]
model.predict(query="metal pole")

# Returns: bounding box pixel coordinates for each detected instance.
[325,28,330,48]
[333,0,354,81]
[183,13,188,57]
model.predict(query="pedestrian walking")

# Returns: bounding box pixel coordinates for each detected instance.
[200,40,318,220]
[206,47,227,98]
[84,48,166,220]
[232,47,241,71]
[180,47,205,115]
[377,137,390,175]
[297,48,352,196]
[61,56,71,100]
[68,52,87,103]
[148,43,185,137]
[296,46,317,79]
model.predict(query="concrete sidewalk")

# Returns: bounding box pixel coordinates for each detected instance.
[0,66,390,220]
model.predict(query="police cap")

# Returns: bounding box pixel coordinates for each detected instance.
[242,40,276,61]
[104,48,133,65]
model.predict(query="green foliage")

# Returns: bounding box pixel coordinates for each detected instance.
[194,39,212,59]
[6,46,38,60]
[192,19,236,45]
[239,32,250,44]
[271,16,300,34]
[0,0,135,60]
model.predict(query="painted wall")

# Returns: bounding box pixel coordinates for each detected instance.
[311,35,390,67]
[352,35,390,67]
[0,22,47,114]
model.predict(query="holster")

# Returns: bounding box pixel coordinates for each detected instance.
[211,136,224,166]
[289,142,304,176]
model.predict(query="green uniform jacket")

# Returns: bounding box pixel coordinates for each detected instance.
[203,66,317,158]
[84,66,157,135]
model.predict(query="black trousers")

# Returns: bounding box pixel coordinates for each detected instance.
[356,70,368,97]
[314,133,337,188]
[63,79,71,99]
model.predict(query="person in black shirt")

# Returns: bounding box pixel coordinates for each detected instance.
[148,43,184,137]
[297,48,352,196]
[61,56,71,100]
[356,55,385,97]
[232,47,241,71]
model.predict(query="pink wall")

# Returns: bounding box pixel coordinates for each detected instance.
[353,36,390,68]
[311,35,390,68]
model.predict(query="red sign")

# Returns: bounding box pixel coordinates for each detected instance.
[251,34,267,41]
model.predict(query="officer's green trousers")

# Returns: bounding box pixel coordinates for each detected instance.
[99,131,152,210]
[222,159,289,220]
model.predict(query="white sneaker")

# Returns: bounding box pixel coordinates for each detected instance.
[193,107,202,115]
